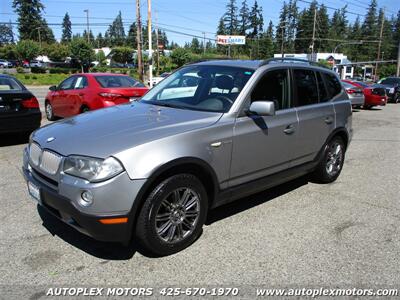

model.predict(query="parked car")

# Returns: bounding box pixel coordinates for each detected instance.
[342,80,387,109]
[341,81,365,107]
[0,74,41,135]
[29,60,43,68]
[8,59,21,68]
[378,77,400,103]
[147,72,171,86]
[23,59,352,256]
[44,73,149,120]
[0,59,12,68]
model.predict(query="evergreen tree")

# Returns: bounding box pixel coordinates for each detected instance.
[0,22,14,45]
[249,0,263,38]
[238,0,250,35]
[276,1,289,54]
[223,0,239,35]
[391,10,400,59]
[360,0,378,60]
[286,0,298,53]
[259,20,274,59]
[328,7,348,51]
[61,13,72,43]
[190,38,201,54]
[126,22,137,48]
[13,0,54,43]
[294,0,318,53]
[217,17,226,35]
[106,11,126,46]
[347,16,363,61]
[315,4,329,52]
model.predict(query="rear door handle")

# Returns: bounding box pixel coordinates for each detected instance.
[284,124,295,134]
[325,116,333,124]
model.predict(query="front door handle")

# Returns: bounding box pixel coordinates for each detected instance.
[284,124,295,134]
[325,116,333,124]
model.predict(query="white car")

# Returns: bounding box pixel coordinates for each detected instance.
[0,59,12,68]
[148,72,170,86]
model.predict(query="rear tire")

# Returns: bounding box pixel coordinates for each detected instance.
[312,136,345,183]
[45,101,56,121]
[81,106,90,113]
[135,174,208,256]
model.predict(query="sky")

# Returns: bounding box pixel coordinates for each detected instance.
[1,0,400,46]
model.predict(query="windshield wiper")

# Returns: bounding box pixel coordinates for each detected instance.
[145,101,189,110]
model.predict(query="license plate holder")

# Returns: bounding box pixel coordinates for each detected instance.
[28,181,41,202]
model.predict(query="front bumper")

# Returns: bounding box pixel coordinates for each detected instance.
[22,147,146,243]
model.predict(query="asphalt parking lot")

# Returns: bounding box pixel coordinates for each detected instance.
[0,87,399,298]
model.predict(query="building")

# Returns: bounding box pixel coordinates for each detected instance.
[273,53,354,79]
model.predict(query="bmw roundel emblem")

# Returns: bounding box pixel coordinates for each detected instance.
[46,137,56,143]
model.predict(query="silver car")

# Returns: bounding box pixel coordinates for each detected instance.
[342,81,365,107]
[22,59,352,256]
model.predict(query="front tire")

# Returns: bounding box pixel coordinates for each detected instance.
[45,101,56,121]
[312,136,345,183]
[135,174,208,256]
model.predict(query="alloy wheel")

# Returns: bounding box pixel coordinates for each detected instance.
[326,142,343,176]
[155,187,200,243]
[45,103,53,119]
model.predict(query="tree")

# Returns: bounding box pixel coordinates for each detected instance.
[170,48,192,67]
[360,0,378,60]
[315,4,329,52]
[276,1,289,54]
[223,0,239,35]
[190,38,201,54]
[106,11,126,46]
[0,44,18,59]
[328,7,348,51]
[69,38,95,72]
[95,50,107,66]
[259,20,274,59]
[126,22,137,48]
[13,0,55,43]
[0,22,14,46]
[42,43,69,61]
[61,13,72,43]
[238,0,250,35]
[248,0,263,38]
[15,40,40,61]
[112,47,133,63]
[294,0,318,53]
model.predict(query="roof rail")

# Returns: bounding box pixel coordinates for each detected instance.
[260,57,328,68]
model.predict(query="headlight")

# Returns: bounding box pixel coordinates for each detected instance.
[63,156,124,182]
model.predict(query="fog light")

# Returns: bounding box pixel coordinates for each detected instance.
[80,190,94,207]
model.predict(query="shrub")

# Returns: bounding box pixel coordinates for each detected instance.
[49,68,75,74]
[24,75,30,79]
[16,67,24,74]
[31,67,47,74]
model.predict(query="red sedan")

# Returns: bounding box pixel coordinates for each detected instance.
[342,79,387,109]
[45,73,148,120]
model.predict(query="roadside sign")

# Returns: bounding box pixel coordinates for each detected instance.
[217,35,246,45]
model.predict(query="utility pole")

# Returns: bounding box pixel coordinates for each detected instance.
[280,26,285,58]
[84,9,90,43]
[397,40,400,77]
[310,7,317,61]
[147,0,153,88]
[375,8,385,80]
[155,13,159,76]
[136,0,143,82]
[36,27,41,47]
[203,32,206,55]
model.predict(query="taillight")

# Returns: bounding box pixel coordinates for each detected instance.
[98,92,123,99]
[346,89,356,94]
[21,97,39,108]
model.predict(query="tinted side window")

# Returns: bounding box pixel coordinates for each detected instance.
[59,77,76,90]
[323,73,341,98]
[250,69,291,110]
[316,72,329,102]
[74,76,88,89]
[293,69,318,106]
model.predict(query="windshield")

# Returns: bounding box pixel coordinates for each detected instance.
[0,77,23,91]
[95,75,145,88]
[141,65,254,113]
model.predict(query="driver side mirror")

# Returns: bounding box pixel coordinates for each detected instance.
[248,101,275,116]
[49,85,57,91]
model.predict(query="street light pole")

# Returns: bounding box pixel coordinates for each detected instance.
[147,0,153,88]
[84,9,90,43]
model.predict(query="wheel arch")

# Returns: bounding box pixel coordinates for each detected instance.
[127,157,219,234]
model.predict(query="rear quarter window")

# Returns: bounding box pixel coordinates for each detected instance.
[323,72,342,99]
[95,76,145,88]
[0,77,23,91]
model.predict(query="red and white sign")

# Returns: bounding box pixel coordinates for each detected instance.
[217,35,246,45]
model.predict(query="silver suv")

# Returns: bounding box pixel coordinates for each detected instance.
[23,59,352,256]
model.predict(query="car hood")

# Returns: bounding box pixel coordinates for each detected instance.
[32,102,222,158]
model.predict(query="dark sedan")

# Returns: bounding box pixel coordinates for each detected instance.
[0,74,41,135]
[379,77,400,103]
